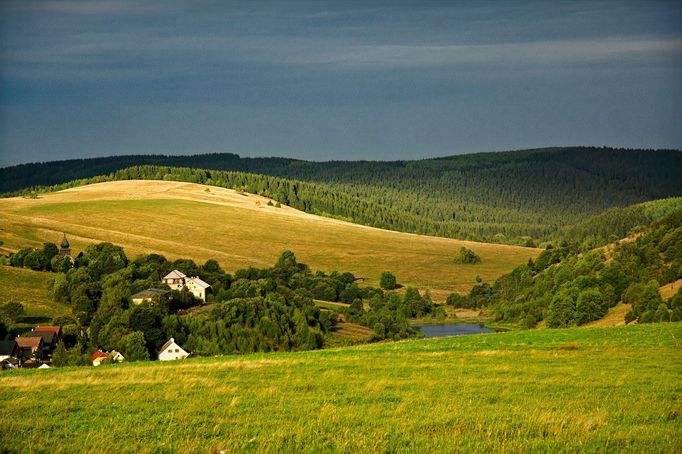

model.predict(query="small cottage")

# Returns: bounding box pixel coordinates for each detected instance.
[131,288,169,305]
[161,270,211,302]
[15,336,43,360]
[0,340,19,362]
[185,277,211,302]
[91,351,108,366]
[34,325,62,337]
[26,330,57,356]
[162,270,187,291]
[110,351,125,363]
[158,338,189,361]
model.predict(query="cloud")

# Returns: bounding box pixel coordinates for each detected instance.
[2,0,165,15]
[282,38,682,69]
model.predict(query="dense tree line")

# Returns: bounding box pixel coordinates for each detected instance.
[9,243,435,362]
[556,198,682,250]
[448,210,682,328]
[2,147,681,244]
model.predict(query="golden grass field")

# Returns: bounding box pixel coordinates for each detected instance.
[0,180,538,300]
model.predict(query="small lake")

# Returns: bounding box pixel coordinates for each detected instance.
[416,323,495,338]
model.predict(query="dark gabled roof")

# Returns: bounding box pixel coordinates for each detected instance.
[0,340,18,356]
[131,288,170,299]
[26,331,56,344]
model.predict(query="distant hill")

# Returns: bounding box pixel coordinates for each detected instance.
[462,207,682,327]
[556,197,682,249]
[2,147,681,244]
[0,180,537,299]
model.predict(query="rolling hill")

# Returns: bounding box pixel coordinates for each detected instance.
[3,147,681,244]
[0,180,538,300]
[1,323,680,452]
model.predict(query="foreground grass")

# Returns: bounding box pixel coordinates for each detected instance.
[1,323,680,453]
[0,180,538,299]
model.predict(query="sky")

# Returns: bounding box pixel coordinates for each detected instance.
[1,0,681,167]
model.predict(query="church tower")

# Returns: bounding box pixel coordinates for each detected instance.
[59,233,71,257]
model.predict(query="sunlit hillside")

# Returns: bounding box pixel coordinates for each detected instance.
[0,180,539,299]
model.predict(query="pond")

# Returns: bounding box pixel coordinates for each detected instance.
[415,323,495,338]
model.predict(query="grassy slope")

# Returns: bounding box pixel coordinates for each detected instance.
[1,323,680,453]
[660,279,682,301]
[0,265,70,329]
[0,180,538,300]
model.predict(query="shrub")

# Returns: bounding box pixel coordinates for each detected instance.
[0,302,25,324]
[456,247,481,264]
[23,250,48,270]
[380,271,398,290]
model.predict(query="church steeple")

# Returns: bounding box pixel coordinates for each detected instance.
[59,233,71,256]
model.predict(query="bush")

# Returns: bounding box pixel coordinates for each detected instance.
[446,293,468,307]
[51,255,73,273]
[575,288,606,325]
[10,248,33,267]
[545,293,575,328]
[42,243,59,263]
[121,331,150,361]
[0,302,25,324]
[23,250,48,270]
[379,272,398,290]
[456,247,481,264]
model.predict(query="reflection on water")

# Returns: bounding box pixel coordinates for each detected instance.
[416,323,494,338]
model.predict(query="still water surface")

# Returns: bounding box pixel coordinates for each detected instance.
[416,323,494,338]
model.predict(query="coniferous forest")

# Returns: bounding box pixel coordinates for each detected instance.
[2,147,680,245]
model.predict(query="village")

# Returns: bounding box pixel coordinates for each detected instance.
[1,235,209,370]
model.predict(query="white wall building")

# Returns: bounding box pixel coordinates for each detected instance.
[158,338,189,361]
[161,270,211,302]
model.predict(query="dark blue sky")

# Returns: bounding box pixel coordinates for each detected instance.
[1,0,681,166]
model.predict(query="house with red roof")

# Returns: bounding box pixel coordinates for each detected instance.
[33,325,62,337]
[91,350,109,366]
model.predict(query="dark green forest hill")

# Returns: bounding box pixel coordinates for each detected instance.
[2,147,680,244]
[452,204,682,328]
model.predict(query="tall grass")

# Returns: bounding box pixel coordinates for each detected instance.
[1,323,680,452]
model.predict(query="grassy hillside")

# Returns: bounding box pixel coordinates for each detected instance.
[1,323,680,452]
[0,180,538,300]
[0,265,71,331]
[3,147,681,244]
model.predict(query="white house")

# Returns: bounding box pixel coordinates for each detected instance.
[161,270,211,302]
[162,270,187,291]
[110,350,125,363]
[185,277,211,302]
[158,338,189,361]
[131,288,169,305]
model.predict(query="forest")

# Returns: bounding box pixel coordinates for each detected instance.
[2,147,681,245]
[449,208,682,327]
[5,243,440,364]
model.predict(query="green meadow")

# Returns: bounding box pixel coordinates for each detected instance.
[1,323,680,453]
